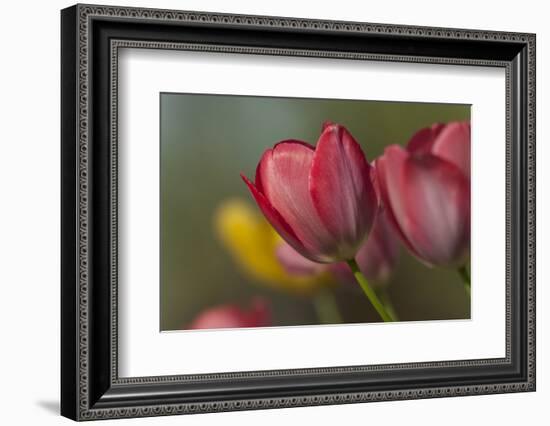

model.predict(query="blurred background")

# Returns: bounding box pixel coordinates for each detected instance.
[160,93,470,331]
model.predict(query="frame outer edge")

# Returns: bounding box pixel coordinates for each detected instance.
[65,4,536,421]
[61,4,80,422]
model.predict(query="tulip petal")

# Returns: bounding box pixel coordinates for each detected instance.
[275,243,325,276]
[241,173,309,258]
[370,161,381,203]
[254,141,337,262]
[407,123,446,155]
[402,154,470,266]
[376,146,423,258]
[309,124,377,259]
[322,120,335,131]
[355,209,400,282]
[431,121,470,178]
[255,141,315,193]
[407,122,470,179]
[188,298,271,330]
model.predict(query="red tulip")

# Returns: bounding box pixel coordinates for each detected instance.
[376,122,470,267]
[241,122,378,263]
[187,298,271,330]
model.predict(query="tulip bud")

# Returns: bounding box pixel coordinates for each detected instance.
[241,123,378,263]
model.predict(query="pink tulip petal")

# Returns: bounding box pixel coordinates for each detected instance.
[248,298,272,327]
[275,243,325,276]
[407,123,446,155]
[407,122,470,179]
[322,120,335,131]
[255,141,315,193]
[376,146,422,259]
[378,145,470,267]
[255,141,338,262]
[309,124,377,259]
[188,298,271,330]
[370,161,381,204]
[431,121,471,178]
[403,154,470,266]
[360,162,400,281]
[188,306,247,329]
[355,209,400,282]
[241,173,309,258]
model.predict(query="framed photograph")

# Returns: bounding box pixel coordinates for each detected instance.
[61,4,536,421]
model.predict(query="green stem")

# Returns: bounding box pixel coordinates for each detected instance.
[313,288,343,324]
[376,287,399,322]
[458,265,471,297]
[347,259,396,322]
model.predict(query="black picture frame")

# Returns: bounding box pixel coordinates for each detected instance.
[61,4,536,421]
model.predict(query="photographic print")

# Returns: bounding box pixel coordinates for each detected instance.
[160,94,471,330]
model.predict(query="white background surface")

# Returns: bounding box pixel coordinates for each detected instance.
[119,49,505,377]
[0,0,546,424]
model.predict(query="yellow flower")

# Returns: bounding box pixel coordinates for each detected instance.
[214,199,331,294]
